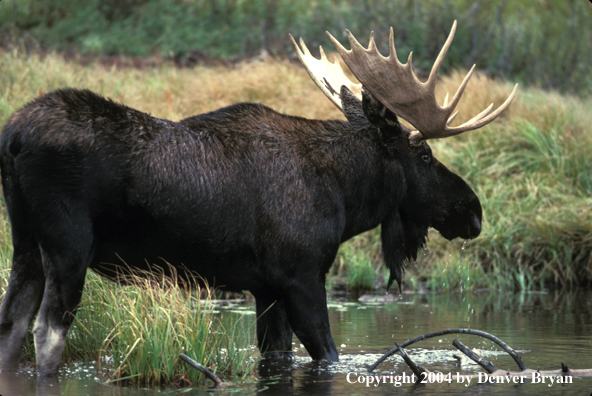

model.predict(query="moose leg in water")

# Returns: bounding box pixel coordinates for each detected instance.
[0,161,47,372]
[254,295,294,359]
[0,240,45,372]
[34,208,94,376]
[254,250,339,362]
[283,276,338,362]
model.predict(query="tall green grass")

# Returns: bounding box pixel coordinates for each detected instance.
[0,256,257,385]
[332,233,384,293]
[65,266,256,385]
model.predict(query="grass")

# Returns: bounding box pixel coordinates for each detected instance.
[0,250,256,386]
[64,266,256,385]
[332,233,384,293]
[1,260,257,386]
[0,49,341,127]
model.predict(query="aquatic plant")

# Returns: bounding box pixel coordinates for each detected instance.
[64,265,257,385]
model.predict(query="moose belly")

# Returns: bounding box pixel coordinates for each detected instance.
[88,224,262,292]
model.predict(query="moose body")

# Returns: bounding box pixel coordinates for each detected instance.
[0,21,516,376]
[0,87,480,375]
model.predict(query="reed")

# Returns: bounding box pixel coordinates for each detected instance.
[0,256,256,384]
[64,266,256,385]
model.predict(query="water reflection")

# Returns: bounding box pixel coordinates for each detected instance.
[1,290,590,395]
[0,372,59,396]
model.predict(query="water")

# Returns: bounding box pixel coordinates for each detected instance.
[1,290,591,395]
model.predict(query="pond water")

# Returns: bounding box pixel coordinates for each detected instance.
[1,290,591,395]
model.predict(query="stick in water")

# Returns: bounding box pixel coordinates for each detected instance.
[179,353,223,386]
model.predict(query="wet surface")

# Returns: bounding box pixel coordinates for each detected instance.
[1,290,591,395]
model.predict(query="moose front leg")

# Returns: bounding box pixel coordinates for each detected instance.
[254,294,294,359]
[283,278,338,362]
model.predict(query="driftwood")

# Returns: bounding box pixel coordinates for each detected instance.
[179,353,223,386]
[395,343,429,383]
[369,328,592,380]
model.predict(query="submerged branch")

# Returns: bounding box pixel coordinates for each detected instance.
[179,353,223,386]
[452,338,496,373]
[369,328,525,372]
[371,328,592,379]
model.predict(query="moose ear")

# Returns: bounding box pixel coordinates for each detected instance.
[361,89,402,129]
[340,85,369,130]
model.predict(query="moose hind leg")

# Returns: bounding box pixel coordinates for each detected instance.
[33,246,91,377]
[254,295,293,359]
[32,208,95,377]
[0,238,45,372]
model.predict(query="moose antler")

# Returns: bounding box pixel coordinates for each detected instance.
[292,21,518,140]
[289,34,363,111]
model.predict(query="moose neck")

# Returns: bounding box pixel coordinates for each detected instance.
[304,118,401,243]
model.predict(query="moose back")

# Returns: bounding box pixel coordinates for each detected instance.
[0,21,516,376]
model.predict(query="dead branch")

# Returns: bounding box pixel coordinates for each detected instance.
[369,328,525,372]
[370,328,592,379]
[179,353,223,386]
[396,343,428,383]
[452,338,496,373]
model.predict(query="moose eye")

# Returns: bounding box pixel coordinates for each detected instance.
[421,153,430,163]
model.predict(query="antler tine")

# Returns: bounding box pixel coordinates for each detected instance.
[367,31,377,52]
[324,21,518,140]
[442,83,519,137]
[445,64,476,114]
[446,111,458,126]
[426,20,457,91]
[289,33,362,111]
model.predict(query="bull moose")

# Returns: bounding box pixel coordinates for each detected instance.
[0,21,516,376]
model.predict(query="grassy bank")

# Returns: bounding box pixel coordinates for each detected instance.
[1,50,591,293]
[1,1,591,95]
[65,268,256,385]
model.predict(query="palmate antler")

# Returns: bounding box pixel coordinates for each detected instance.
[290,21,518,140]
[289,35,363,111]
